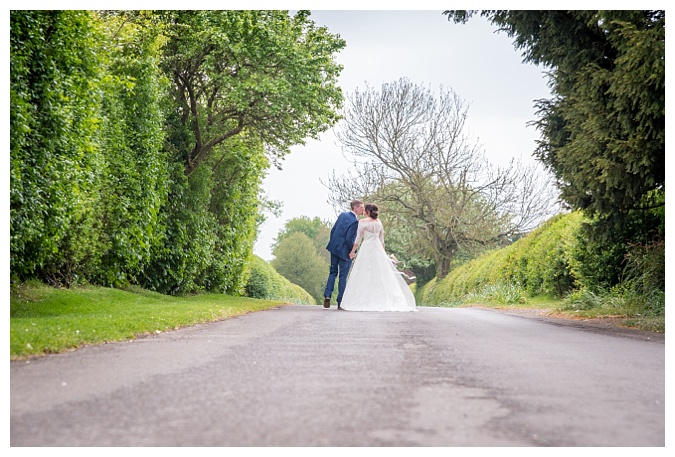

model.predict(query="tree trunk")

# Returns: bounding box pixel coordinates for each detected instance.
[436,255,451,279]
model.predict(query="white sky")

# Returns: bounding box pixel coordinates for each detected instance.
[254,9,554,260]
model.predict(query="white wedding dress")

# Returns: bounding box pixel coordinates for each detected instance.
[340,219,417,312]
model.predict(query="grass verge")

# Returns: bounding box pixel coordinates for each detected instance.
[10,281,293,360]
[423,291,664,333]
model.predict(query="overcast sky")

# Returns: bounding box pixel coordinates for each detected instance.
[254,9,554,260]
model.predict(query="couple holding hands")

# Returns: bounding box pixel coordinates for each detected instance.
[323,200,416,312]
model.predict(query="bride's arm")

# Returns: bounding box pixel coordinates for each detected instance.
[349,221,364,259]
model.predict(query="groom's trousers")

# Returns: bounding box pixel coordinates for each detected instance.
[324,253,352,304]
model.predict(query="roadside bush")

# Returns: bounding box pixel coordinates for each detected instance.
[245,255,316,305]
[568,202,665,293]
[139,163,217,295]
[11,12,172,290]
[623,239,665,295]
[10,12,299,299]
[562,239,665,318]
[197,137,268,295]
[418,208,665,330]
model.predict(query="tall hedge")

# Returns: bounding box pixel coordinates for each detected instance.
[139,137,267,296]
[10,11,103,283]
[200,137,269,295]
[10,11,340,298]
[10,11,172,288]
[92,13,169,287]
[9,11,250,293]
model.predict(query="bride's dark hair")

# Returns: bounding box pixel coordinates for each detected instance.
[365,203,379,220]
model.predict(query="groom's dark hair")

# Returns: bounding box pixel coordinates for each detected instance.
[350,199,364,210]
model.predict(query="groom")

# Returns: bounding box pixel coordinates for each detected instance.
[323,199,365,310]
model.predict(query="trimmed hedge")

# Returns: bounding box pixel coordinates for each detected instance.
[10,12,266,295]
[419,212,584,305]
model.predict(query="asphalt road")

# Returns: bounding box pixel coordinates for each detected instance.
[10,305,665,446]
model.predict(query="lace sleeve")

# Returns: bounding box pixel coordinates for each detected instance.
[353,220,365,246]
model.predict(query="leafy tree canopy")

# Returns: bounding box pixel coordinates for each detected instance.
[159,10,346,176]
[271,231,327,303]
[272,216,332,260]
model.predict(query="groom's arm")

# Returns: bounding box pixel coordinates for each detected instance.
[330,220,337,238]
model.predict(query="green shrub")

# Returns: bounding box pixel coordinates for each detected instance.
[562,239,665,318]
[245,255,316,305]
[11,12,280,298]
[622,239,665,298]
[417,208,664,324]
[568,203,664,293]
[139,163,217,295]
[197,137,268,295]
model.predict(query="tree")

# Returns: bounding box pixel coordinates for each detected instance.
[444,11,665,233]
[272,216,333,262]
[159,10,346,176]
[140,10,346,295]
[326,78,557,278]
[270,217,334,303]
[271,232,326,304]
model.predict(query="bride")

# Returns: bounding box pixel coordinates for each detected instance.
[339,204,417,312]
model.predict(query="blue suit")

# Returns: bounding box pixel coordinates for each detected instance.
[324,211,359,304]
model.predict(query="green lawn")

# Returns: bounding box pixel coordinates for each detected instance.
[10,281,292,359]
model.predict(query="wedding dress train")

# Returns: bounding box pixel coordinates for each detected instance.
[340,219,417,312]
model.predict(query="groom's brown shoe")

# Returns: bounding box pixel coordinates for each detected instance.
[323,297,331,308]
